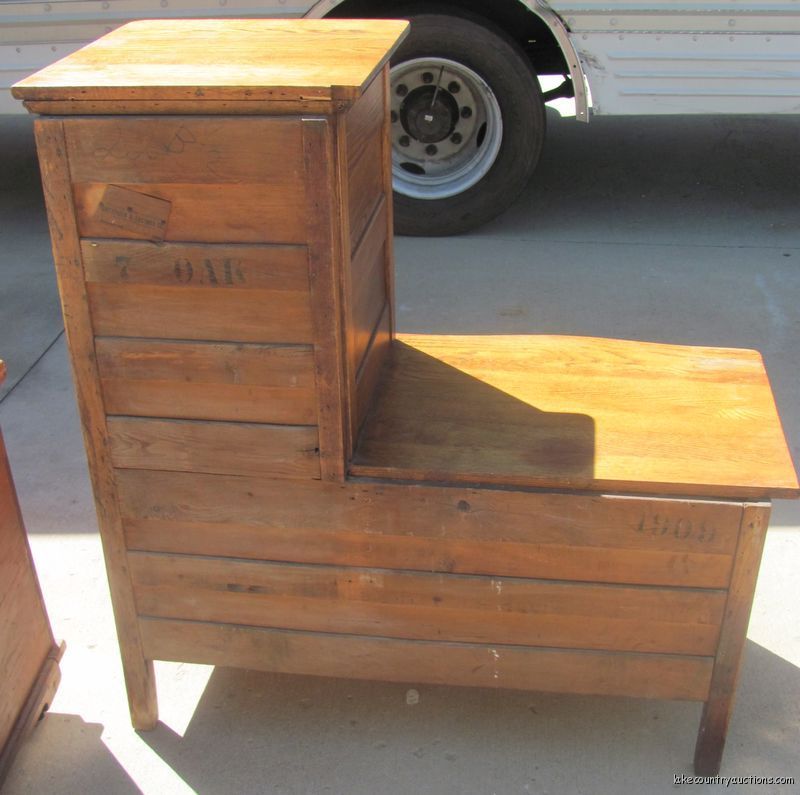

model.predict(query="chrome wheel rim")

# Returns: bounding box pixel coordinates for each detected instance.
[389,57,503,200]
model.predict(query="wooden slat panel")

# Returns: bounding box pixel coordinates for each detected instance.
[303,118,349,480]
[87,283,313,343]
[65,117,303,184]
[348,198,388,379]
[347,130,383,252]
[130,553,725,655]
[355,302,391,438]
[346,73,384,173]
[81,240,309,291]
[140,618,714,701]
[118,471,740,587]
[108,418,320,479]
[74,182,308,244]
[96,338,317,425]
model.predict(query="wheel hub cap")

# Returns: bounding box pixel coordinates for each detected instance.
[400,85,459,144]
[389,57,503,200]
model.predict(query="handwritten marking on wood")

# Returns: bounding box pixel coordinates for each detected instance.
[93,184,171,242]
[636,515,717,544]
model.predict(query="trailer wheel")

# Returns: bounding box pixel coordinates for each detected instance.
[387,13,545,235]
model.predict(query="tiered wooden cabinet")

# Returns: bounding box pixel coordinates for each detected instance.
[14,19,799,777]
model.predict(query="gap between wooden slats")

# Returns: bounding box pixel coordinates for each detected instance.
[108,417,320,479]
[140,618,714,701]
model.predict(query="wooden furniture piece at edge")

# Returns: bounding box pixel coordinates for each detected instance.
[16,19,799,779]
[0,362,65,786]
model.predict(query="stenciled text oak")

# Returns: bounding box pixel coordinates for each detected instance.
[15,19,798,778]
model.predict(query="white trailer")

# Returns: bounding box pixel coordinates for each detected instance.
[4,1,800,233]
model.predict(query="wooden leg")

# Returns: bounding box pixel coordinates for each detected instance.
[35,120,159,731]
[694,503,770,775]
[124,657,158,731]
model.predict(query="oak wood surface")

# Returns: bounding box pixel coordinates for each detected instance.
[140,618,714,702]
[118,470,740,588]
[304,118,348,480]
[694,503,771,776]
[12,19,410,105]
[108,418,320,479]
[348,129,384,253]
[74,181,308,245]
[0,428,58,766]
[352,335,800,500]
[82,239,309,288]
[65,117,304,185]
[22,99,351,116]
[355,303,393,438]
[0,643,63,788]
[130,553,725,655]
[87,282,314,344]
[33,120,157,729]
[96,338,317,425]
[349,197,389,383]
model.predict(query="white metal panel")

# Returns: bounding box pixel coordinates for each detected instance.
[574,32,800,114]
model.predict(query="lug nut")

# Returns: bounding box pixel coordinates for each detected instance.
[461,106,472,119]
[448,81,460,93]
[390,110,398,123]
[396,83,408,97]
[399,135,410,147]
[422,72,433,84]
[425,144,438,156]
[451,132,462,144]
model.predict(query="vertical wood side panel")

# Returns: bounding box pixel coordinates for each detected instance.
[303,117,348,480]
[693,502,769,776]
[33,119,157,729]
[380,65,397,341]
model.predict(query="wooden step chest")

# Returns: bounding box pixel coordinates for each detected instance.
[14,19,799,776]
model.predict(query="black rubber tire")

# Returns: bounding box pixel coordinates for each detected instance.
[388,12,545,236]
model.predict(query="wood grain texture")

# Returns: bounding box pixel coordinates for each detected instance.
[303,118,348,481]
[346,73,385,179]
[33,120,157,729]
[0,643,63,789]
[130,553,725,655]
[108,418,320,480]
[81,239,309,291]
[141,618,714,701]
[0,431,58,764]
[352,335,800,500]
[348,128,384,253]
[379,65,397,340]
[22,99,349,116]
[65,117,303,184]
[348,197,389,382]
[13,19,410,106]
[694,503,770,776]
[74,182,308,244]
[87,284,313,344]
[96,338,317,425]
[117,470,740,588]
[355,302,392,440]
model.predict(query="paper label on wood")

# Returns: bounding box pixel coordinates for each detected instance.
[94,185,171,242]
